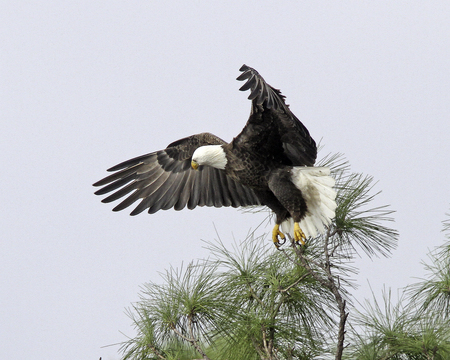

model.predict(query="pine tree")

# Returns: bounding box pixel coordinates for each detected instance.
[346,213,450,360]
[120,154,401,360]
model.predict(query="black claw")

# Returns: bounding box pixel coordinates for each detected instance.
[274,236,286,249]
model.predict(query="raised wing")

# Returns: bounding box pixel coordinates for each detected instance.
[93,133,261,215]
[236,64,317,166]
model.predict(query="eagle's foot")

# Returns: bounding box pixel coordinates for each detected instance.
[272,224,286,248]
[294,222,306,245]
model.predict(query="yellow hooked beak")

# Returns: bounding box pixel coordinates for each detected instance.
[191,160,199,170]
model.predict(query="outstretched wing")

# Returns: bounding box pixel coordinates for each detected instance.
[93,132,261,215]
[236,64,317,166]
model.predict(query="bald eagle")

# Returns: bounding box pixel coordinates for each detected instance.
[94,65,336,247]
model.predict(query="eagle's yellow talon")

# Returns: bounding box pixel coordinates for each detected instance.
[272,224,285,248]
[294,222,306,245]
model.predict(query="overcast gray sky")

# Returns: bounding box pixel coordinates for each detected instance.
[2,1,450,359]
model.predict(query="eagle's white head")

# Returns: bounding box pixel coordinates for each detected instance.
[191,145,227,170]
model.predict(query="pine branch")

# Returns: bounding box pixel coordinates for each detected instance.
[279,273,309,293]
[279,229,349,360]
[247,282,267,308]
[169,320,211,360]
[323,228,349,360]
[146,344,167,360]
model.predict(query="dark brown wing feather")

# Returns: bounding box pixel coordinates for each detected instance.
[93,132,261,214]
[236,64,317,166]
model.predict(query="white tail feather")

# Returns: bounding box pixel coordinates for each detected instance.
[280,166,337,239]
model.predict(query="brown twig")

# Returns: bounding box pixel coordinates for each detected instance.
[325,230,348,360]
[169,319,211,360]
[279,273,309,293]
[146,344,167,360]
[281,229,348,360]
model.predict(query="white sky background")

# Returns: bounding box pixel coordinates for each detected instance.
[2,1,450,359]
